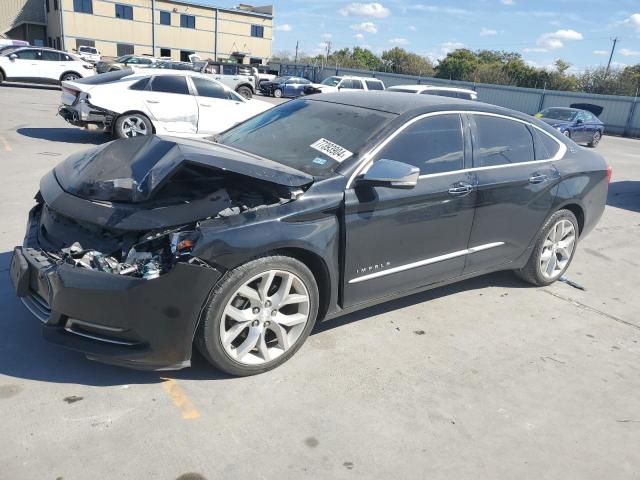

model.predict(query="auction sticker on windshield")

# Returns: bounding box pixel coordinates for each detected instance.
[310,138,353,162]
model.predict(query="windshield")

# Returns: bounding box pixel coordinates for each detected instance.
[273,76,289,83]
[216,99,396,176]
[321,76,341,86]
[539,108,577,122]
[115,55,133,63]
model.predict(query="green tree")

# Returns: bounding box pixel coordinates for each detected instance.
[434,49,478,80]
[380,47,434,76]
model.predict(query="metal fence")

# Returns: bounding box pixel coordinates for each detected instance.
[272,63,640,138]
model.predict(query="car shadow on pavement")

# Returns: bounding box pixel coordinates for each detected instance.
[0,247,524,386]
[607,181,640,213]
[314,270,527,335]
[17,127,109,145]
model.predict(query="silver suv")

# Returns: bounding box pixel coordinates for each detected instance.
[201,62,256,99]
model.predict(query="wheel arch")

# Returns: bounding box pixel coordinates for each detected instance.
[556,202,585,236]
[0,66,6,80]
[236,82,254,93]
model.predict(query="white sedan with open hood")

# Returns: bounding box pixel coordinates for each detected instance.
[58,69,273,139]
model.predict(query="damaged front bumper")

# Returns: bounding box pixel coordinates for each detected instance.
[10,205,222,370]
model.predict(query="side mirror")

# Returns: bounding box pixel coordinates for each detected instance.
[9,53,17,60]
[356,159,420,189]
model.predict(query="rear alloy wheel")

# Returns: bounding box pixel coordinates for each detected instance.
[273,88,283,98]
[563,130,571,138]
[114,113,152,139]
[61,72,80,81]
[588,131,601,148]
[515,209,579,286]
[236,85,253,99]
[196,256,319,376]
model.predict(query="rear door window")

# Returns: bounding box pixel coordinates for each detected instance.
[374,114,465,175]
[41,51,61,61]
[472,115,535,166]
[192,77,228,99]
[365,80,384,90]
[351,79,364,89]
[150,75,190,95]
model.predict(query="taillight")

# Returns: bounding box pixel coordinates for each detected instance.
[606,165,612,183]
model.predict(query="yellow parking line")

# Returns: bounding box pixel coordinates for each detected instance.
[160,378,200,420]
[0,136,11,152]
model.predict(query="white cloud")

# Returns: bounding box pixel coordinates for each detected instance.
[440,41,466,55]
[339,2,390,18]
[354,33,365,41]
[592,50,608,56]
[620,48,640,57]
[536,29,583,50]
[407,5,469,15]
[622,13,640,31]
[480,27,498,36]
[351,22,378,33]
[523,47,549,53]
[321,33,333,39]
[501,0,515,5]
[389,37,409,45]
[275,24,292,32]
[408,25,417,31]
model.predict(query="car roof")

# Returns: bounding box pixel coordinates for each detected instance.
[327,75,381,81]
[388,84,476,94]
[306,91,533,120]
[8,46,75,56]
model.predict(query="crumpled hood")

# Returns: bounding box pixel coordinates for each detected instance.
[54,135,313,204]
[539,117,571,128]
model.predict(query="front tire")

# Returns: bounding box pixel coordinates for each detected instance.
[587,131,601,148]
[273,88,283,98]
[515,209,579,286]
[196,255,319,376]
[236,85,253,99]
[113,113,153,139]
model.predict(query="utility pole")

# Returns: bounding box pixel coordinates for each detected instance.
[325,41,332,60]
[606,37,618,74]
[294,41,299,63]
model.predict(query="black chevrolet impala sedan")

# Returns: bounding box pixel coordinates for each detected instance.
[10,92,610,376]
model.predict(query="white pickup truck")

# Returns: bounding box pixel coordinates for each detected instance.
[76,46,101,63]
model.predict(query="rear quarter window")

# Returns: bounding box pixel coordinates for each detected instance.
[531,127,561,160]
[365,80,384,90]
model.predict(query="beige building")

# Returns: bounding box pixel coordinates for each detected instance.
[3,0,273,64]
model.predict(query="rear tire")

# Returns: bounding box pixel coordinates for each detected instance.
[236,85,253,99]
[0,70,4,84]
[587,131,601,148]
[113,113,153,139]
[515,209,579,287]
[195,255,319,376]
[61,72,81,82]
[563,130,571,138]
[273,88,283,98]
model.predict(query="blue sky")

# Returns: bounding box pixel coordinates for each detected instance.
[212,1,640,71]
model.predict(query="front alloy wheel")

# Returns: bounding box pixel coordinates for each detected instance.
[196,255,319,376]
[114,114,151,138]
[588,131,601,148]
[220,270,310,365]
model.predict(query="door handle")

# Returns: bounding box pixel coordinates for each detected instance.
[529,173,548,184]
[147,100,160,104]
[448,182,474,197]
[199,103,211,107]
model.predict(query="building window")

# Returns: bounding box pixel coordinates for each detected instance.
[160,48,171,58]
[251,25,264,38]
[117,43,134,56]
[53,0,58,10]
[76,38,95,49]
[160,11,171,25]
[180,14,195,29]
[73,0,93,14]
[180,50,195,62]
[115,4,133,20]
[56,37,61,49]
[46,0,50,13]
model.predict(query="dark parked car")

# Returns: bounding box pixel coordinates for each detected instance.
[535,107,604,147]
[259,76,311,98]
[10,93,610,376]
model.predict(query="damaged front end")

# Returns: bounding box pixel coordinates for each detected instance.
[13,135,313,369]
